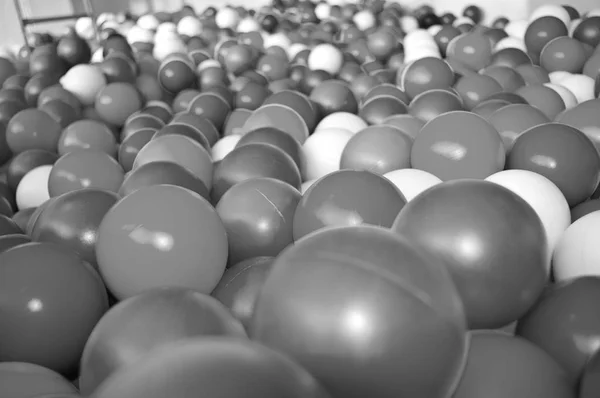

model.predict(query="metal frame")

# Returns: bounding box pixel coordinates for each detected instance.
[12,0,99,48]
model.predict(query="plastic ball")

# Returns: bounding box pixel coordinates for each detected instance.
[310,80,358,116]
[540,37,587,74]
[379,164,443,201]
[96,184,228,299]
[251,225,467,398]
[79,287,246,395]
[580,349,600,398]
[411,111,505,181]
[553,212,600,280]
[6,108,62,154]
[132,134,213,191]
[58,119,117,157]
[485,170,570,265]
[559,74,596,103]
[392,179,549,329]
[524,16,569,62]
[507,123,600,207]
[0,362,79,398]
[453,331,575,398]
[212,257,274,329]
[399,57,454,100]
[158,56,196,94]
[89,338,329,398]
[0,234,31,253]
[293,170,406,240]
[212,135,241,162]
[31,188,119,268]
[408,89,464,123]
[212,143,301,203]
[301,127,353,181]
[0,242,109,377]
[217,177,300,265]
[307,43,343,75]
[15,165,52,210]
[573,16,600,48]
[48,150,124,197]
[454,74,503,110]
[315,112,367,134]
[188,93,231,131]
[7,149,57,192]
[153,123,210,150]
[516,84,566,119]
[236,127,302,170]
[530,5,571,27]
[516,277,600,383]
[488,103,550,153]
[339,125,412,174]
[95,82,142,127]
[59,64,106,106]
[117,128,154,172]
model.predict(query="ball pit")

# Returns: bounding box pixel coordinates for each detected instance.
[0,1,600,397]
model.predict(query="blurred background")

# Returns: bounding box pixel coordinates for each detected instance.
[1,0,599,47]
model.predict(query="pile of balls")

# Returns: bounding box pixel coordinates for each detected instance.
[1,1,600,397]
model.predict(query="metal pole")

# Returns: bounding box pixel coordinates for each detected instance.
[80,0,100,42]
[11,0,31,50]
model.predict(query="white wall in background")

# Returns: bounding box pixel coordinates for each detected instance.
[2,0,600,47]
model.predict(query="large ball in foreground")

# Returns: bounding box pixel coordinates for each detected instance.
[392,180,549,329]
[89,338,330,398]
[96,185,228,300]
[79,287,246,395]
[453,331,575,398]
[251,225,467,398]
[0,242,109,377]
[516,277,600,383]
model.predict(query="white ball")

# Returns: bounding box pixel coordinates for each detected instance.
[301,179,317,194]
[569,19,582,36]
[485,170,570,269]
[529,5,571,27]
[315,112,367,135]
[383,169,442,202]
[404,49,441,63]
[453,17,474,27]
[588,9,600,17]
[216,7,240,30]
[553,212,600,281]
[504,20,529,40]
[97,12,116,27]
[288,43,308,60]
[544,83,578,109]
[302,128,353,181]
[236,17,260,33]
[16,165,52,210]
[548,71,572,84]
[156,22,177,36]
[400,16,419,33]
[264,32,291,52]
[197,59,221,73]
[404,29,435,46]
[127,26,154,45]
[177,16,202,37]
[428,25,443,36]
[91,48,104,63]
[308,43,343,75]
[153,39,187,62]
[212,135,242,162]
[75,17,95,40]
[353,10,376,31]
[559,74,596,104]
[315,3,331,20]
[495,36,527,52]
[137,14,160,31]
